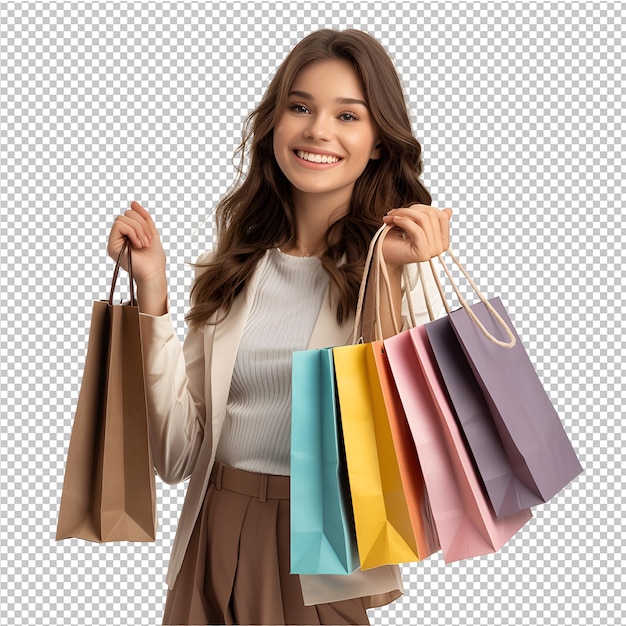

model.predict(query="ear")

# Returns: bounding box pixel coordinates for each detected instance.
[369,141,383,160]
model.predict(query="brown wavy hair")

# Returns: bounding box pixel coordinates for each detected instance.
[186,28,431,328]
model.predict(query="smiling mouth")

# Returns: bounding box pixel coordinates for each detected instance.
[295,150,341,164]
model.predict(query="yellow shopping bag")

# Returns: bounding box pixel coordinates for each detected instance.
[333,341,438,570]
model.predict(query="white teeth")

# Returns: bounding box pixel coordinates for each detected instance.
[297,150,339,164]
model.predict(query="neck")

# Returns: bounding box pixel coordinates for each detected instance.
[285,188,350,256]
[280,238,325,257]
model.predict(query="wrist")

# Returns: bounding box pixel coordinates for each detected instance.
[385,261,404,277]
[136,273,168,316]
[136,271,167,291]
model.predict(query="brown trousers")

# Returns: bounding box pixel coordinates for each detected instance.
[162,462,370,625]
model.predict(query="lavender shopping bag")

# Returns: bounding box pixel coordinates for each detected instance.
[447,296,583,505]
[421,249,583,512]
[425,315,545,517]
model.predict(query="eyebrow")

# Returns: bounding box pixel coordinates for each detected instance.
[288,90,369,108]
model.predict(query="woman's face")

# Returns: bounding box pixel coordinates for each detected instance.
[272,59,380,211]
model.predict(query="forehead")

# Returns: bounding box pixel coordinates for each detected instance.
[289,59,365,99]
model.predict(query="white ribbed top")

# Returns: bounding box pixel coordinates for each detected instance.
[215,248,329,475]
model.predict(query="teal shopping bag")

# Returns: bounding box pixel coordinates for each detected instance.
[290,348,360,575]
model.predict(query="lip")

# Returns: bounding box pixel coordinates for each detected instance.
[291,148,343,169]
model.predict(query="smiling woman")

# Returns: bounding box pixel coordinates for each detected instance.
[106,28,450,626]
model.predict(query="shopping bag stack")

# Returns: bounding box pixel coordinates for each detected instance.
[56,241,157,543]
[290,225,582,574]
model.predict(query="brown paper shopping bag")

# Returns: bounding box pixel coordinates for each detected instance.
[56,241,156,542]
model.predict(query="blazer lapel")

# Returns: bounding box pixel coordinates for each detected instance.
[308,290,355,349]
[209,252,269,456]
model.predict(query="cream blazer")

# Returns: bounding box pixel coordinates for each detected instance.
[138,250,442,607]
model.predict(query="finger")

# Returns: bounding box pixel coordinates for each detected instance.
[389,205,437,236]
[130,200,158,237]
[423,208,443,251]
[123,208,155,244]
[111,214,150,250]
[107,225,134,263]
[413,206,449,253]
[108,221,142,256]
[388,214,430,260]
[386,204,428,218]
[438,208,452,249]
[384,204,452,258]
[403,209,438,250]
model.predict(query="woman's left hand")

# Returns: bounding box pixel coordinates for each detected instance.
[381,204,453,267]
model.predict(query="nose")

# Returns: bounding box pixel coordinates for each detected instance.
[304,114,332,141]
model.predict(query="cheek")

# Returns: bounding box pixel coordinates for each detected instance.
[272,124,281,154]
[273,115,291,145]
[272,122,291,160]
[272,124,291,176]
[351,137,377,169]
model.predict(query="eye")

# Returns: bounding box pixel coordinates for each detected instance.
[339,111,359,122]
[288,103,310,114]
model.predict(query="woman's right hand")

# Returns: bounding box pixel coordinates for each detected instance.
[107,200,166,284]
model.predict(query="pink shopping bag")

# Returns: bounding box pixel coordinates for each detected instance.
[384,325,531,563]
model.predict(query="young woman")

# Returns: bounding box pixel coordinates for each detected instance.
[107,28,451,626]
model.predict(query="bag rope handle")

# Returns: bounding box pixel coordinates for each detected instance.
[354,225,517,349]
[373,226,404,338]
[352,225,415,343]
[427,249,516,348]
[108,238,137,306]
[351,224,386,343]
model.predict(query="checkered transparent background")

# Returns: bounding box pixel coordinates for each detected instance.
[0,2,623,624]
